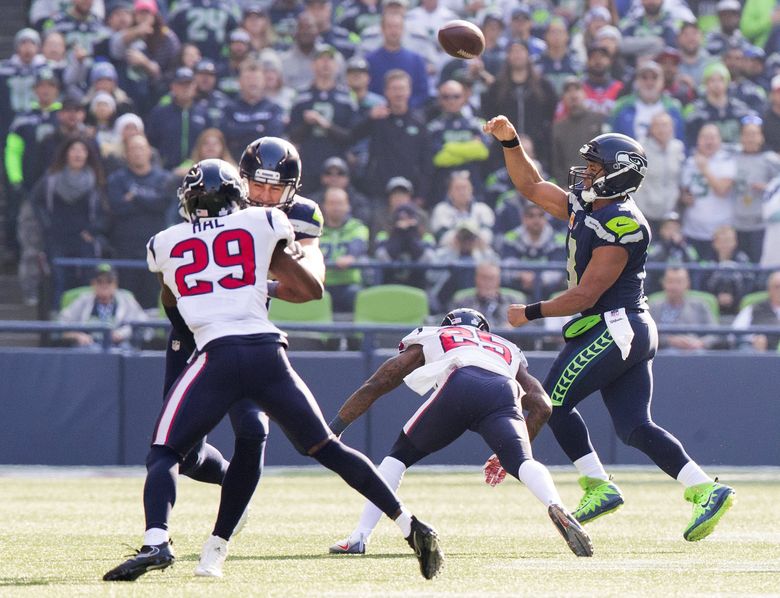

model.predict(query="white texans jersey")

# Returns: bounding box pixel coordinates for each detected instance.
[147,207,295,349]
[399,326,528,395]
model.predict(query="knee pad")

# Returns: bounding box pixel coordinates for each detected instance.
[388,432,428,468]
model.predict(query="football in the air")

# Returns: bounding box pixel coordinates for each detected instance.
[437,20,485,60]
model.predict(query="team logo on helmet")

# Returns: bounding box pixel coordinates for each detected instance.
[615,151,647,176]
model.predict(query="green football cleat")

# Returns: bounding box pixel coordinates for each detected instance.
[573,476,625,524]
[683,479,735,541]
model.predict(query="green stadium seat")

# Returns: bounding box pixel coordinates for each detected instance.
[268,291,334,349]
[59,286,92,310]
[354,284,429,325]
[739,291,769,312]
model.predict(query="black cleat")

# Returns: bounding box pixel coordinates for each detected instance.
[405,516,444,579]
[548,504,594,557]
[103,542,175,581]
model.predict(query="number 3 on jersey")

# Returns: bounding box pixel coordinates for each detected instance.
[171,229,256,296]
[439,326,512,365]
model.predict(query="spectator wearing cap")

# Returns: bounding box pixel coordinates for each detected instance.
[89,92,119,153]
[168,0,239,61]
[370,175,418,237]
[722,44,767,114]
[287,45,357,193]
[481,40,557,172]
[577,43,625,117]
[242,3,276,52]
[42,0,110,61]
[0,29,47,143]
[680,123,737,260]
[504,5,546,61]
[536,17,582,96]
[145,66,208,169]
[109,0,181,113]
[479,12,508,77]
[82,62,135,119]
[646,211,700,292]
[620,0,678,59]
[742,45,770,91]
[214,28,254,98]
[427,79,490,204]
[106,132,170,306]
[609,60,685,144]
[58,264,148,348]
[677,20,717,94]
[5,67,62,199]
[319,186,370,312]
[655,46,696,107]
[706,0,750,57]
[551,77,605,186]
[306,0,356,59]
[366,12,429,109]
[311,156,371,224]
[221,60,285,159]
[430,170,494,247]
[280,12,324,92]
[344,55,385,177]
[763,74,780,152]
[499,202,566,300]
[732,116,780,261]
[632,111,686,234]
[192,58,231,127]
[374,202,435,288]
[684,61,756,148]
[349,68,431,201]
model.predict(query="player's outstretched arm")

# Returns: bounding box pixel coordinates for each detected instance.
[270,241,324,302]
[329,344,425,436]
[483,115,569,221]
[515,365,552,442]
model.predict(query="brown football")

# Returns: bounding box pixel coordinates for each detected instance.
[438,20,485,60]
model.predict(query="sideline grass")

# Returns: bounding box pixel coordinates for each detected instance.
[0,468,778,597]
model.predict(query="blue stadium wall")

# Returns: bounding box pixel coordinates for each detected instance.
[1,348,778,466]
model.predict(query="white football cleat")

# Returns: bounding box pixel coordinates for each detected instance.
[328,533,366,554]
[195,535,228,577]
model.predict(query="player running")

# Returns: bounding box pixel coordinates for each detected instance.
[327,308,593,558]
[103,159,443,582]
[160,138,326,577]
[482,115,735,541]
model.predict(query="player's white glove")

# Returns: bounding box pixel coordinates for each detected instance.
[284,240,306,260]
[483,454,506,487]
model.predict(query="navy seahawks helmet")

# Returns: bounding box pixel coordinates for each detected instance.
[177,159,246,221]
[239,136,301,209]
[568,133,647,203]
[441,308,490,332]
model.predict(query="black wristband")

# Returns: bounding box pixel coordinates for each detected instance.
[329,415,350,436]
[525,302,543,321]
[501,137,520,148]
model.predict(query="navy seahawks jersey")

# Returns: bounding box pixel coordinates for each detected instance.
[565,191,650,316]
[286,196,323,242]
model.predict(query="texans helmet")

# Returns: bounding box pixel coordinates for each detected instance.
[177,159,246,221]
[441,308,490,332]
[239,136,301,209]
[568,133,647,203]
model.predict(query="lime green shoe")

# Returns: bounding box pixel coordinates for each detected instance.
[683,479,735,542]
[572,476,624,524]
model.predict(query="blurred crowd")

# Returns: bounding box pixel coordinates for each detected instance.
[2,0,780,350]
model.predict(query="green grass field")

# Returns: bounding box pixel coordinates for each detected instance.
[1,467,778,597]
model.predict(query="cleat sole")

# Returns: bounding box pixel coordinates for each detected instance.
[549,505,594,557]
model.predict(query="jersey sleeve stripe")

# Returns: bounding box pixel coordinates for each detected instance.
[266,209,274,229]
